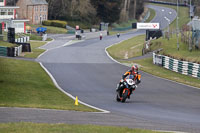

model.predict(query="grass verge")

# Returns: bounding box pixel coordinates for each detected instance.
[150,35,200,63]
[106,34,200,88]
[145,8,156,23]
[107,35,145,60]
[0,122,168,133]
[0,41,17,47]
[29,24,67,34]
[0,57,97,112]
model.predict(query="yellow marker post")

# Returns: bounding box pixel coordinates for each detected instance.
[75,96,78,106]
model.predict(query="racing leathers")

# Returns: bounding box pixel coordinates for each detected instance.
[116,69,140,98]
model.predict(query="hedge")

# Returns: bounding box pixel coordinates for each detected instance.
[42,20,67,28]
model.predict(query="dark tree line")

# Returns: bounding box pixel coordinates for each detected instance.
[6,0,145,24]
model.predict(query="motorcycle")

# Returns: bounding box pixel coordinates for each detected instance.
[116,74,141,103]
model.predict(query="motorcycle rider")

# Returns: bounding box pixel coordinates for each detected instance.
[116,65,140,98]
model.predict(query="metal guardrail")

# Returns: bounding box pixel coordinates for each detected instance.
[153,53,200,78]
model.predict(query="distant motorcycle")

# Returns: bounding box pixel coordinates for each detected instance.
[116,74,141,103]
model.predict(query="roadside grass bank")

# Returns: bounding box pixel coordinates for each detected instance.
[28,24,68,34]
[150,35,200,63]
[107,35,145,60]
[0,122,169,133]
[0,41,17,47]
[0,58,97,112]
[106,34,200,88]
[145,8,156,23]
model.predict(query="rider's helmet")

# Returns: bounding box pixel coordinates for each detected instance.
[131,65,138,74]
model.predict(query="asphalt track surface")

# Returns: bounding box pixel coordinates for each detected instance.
[1,5,200,133]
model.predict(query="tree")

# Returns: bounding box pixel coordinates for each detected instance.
[90,0,122,23]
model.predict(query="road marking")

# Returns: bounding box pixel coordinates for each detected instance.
[38,38,55,50]
[155,130,187,133]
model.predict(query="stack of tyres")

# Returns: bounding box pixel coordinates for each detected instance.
[15,43,31,52]
[7,28,15,43]
[0,46,7,56]
[0,23,3,41]
[7,47,15,57]
[22,43,31,52]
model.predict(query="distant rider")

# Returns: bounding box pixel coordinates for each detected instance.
[117,33,120,38]
[100,33,103,40]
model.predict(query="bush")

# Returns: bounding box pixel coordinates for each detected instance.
[52,20,67,28]
[42,20,52,26]
[67,21,91,29]
[42,20,67,28]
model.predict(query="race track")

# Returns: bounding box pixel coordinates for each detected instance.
[1,5,200,133]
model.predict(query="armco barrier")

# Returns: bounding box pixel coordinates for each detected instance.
[153,53,200,78]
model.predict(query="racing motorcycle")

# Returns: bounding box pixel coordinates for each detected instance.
[116,74,141,103]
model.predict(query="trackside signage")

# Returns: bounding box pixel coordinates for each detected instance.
[137,23,160,29]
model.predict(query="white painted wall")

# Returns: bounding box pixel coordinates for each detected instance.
[0,14,14,19]
[0,2,4,6]
[13,22,24,33]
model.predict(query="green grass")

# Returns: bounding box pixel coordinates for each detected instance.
[29,24,67,34]
[146,8,156,23]
[107,35,145,59]
[0,58,97,112]
[150,3,190,30]
[29,34,43,41]
[0,41,17,47]
[0,122,168,133]
[120,58,200,88]
[22,41,46,58]
[150,35,200,63]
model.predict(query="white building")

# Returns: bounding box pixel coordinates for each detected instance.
[0,0,29,33]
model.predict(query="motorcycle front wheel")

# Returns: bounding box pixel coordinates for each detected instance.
[122,90,128,103]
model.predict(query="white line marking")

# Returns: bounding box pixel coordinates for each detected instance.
[39,62,110,113]
[37,38,110,113]
[155,130,187,133]
[38,39,55,50]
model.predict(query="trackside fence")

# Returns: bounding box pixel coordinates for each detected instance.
[153,53,200,78]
